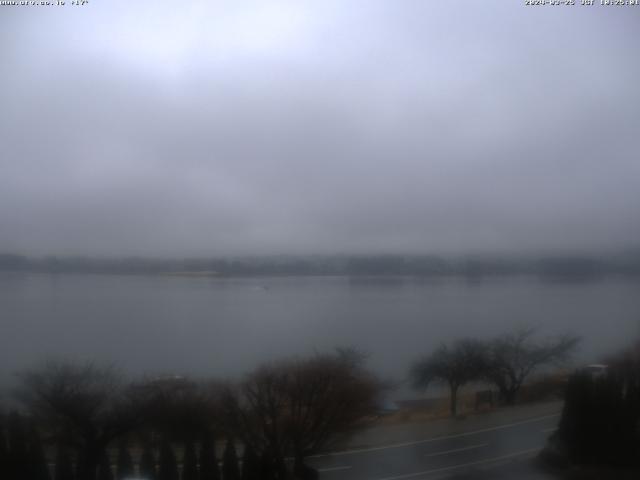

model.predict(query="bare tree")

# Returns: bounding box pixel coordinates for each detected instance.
[18,361,149,480]
[224,349,383,477]
[223,366,289,479]
[411,339,487,416]
[485,328,579,404]
[140,376,222,443]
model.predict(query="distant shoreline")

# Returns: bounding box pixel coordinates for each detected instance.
[1,254,639,279]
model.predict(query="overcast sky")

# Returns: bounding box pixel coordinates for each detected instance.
[1,1,638,257]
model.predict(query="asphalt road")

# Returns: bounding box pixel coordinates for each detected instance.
[308,404,561,480]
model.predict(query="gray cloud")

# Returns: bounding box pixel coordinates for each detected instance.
[1,1,639,256]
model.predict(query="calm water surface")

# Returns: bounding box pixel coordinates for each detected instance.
[1,273,639,391]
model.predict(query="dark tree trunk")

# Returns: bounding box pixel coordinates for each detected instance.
[77,445,101,480]
[260,449,287,480]
[96,449,113,480]
[7,412,30,480]
[28,428,51,480]
[181,441,198,480]
[222,441,240,480]
[157,440,179,480]
[116,445,134,480]
[198,432,219,480]
[293,455,318,480]
[502,388,517,405]
[0,424,7,480]
[240,444,260,480]
[54,447,74,480]
[450,384,459,417]
[138,445,156,480]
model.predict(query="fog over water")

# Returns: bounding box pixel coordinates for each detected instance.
[1,1,639,256]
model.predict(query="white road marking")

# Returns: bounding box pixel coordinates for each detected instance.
[311,413,559,458]
[425,443,488,457]
[373,447,540,480]
[318,465,352,472]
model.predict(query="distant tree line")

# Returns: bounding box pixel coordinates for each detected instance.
[0,349,383,480]
[1,253,640,277]
[411,328,579,416]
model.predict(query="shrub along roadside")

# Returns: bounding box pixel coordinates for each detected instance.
[541,342,640,471]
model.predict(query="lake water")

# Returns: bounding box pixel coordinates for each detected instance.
[1,272,639,394]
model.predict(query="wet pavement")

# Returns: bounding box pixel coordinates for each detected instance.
[309,402,563,480]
